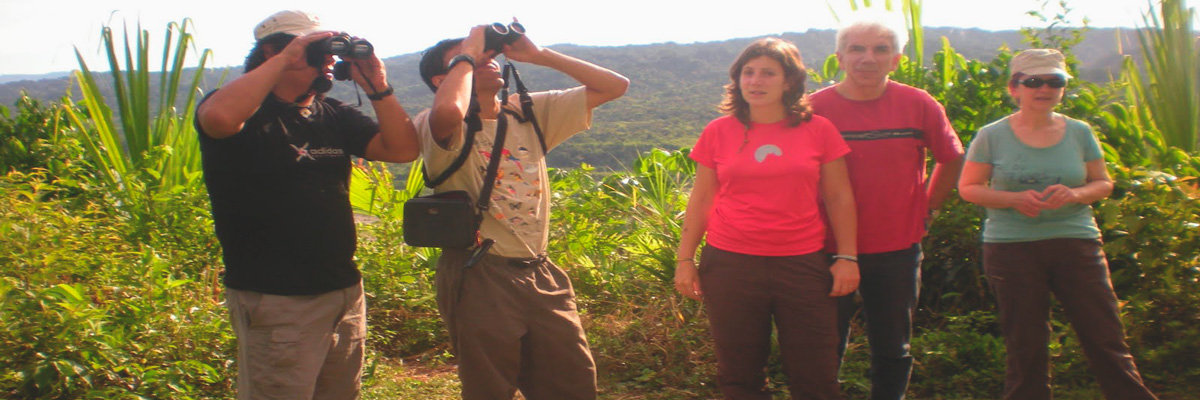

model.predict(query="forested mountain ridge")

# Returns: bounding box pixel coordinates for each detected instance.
[0,27,1140,170]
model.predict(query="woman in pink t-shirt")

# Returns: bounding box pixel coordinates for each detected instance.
[674,37,858,400]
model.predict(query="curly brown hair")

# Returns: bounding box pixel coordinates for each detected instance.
[718,37,813,127]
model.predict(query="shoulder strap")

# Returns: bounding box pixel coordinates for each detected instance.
[507,64,548,154]
[472,66,519,222]
[422,99,481,188]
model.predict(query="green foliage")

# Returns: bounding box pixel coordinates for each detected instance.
[62,19,210,236]
[909,311,1006,398]
[1096,167,1200,385]
[0,171,232,399]
[0,95,84,178]
[1129,0,1199,153]
[1021,0,1090,54]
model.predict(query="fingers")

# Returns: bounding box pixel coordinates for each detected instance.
[674,262,702,301]
[673,278,702,301]
[1013,190,1049,215]
[462,26,488,58]
[350,57,386,89]
[1039,184,1076,208]
[828,260,860,297]
[290,31,336,51]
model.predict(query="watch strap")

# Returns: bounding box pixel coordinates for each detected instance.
[366,85,393,101]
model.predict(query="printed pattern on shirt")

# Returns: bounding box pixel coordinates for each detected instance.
[475,136,543,232]
[841,128,924,141]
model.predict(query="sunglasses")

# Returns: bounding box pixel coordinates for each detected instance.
[1019,76,1067,89]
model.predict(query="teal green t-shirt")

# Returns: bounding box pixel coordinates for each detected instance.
[964,115,1104,243]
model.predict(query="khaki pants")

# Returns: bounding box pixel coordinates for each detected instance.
[437,249,597,400]
[225,282,366,400]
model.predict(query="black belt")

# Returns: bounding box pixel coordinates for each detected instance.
[454,246,548,269]
[506,254,548,269]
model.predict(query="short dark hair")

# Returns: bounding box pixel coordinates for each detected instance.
[244,33,296,73]
[418,38,464,92]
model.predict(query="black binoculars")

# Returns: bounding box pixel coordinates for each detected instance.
[306,33,373,81]
[313,33,374,59]
[484,22,525,53]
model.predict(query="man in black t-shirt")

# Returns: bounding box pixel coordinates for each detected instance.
[194,10,417,400]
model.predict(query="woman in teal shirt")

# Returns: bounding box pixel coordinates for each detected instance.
[958,49,1158,400]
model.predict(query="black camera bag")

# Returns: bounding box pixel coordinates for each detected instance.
[402,189,477,248]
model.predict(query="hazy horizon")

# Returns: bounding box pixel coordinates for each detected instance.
[0,0,1168,76]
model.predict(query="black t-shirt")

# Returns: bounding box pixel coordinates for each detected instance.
[196,92,378,295]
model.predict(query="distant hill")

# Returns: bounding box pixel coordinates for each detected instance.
[0,72,71,85]
[0,27,1142,170]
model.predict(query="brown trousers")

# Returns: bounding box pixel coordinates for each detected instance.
[437,249,597,400]
[699,245,844,400]
[984,238,1158,400]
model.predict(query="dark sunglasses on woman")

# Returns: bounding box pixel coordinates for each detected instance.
[1019,76,1067,89]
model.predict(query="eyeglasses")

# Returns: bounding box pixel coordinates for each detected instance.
[1019,76,1067,89]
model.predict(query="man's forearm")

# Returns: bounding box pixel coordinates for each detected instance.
[366,95,419,162]
[197,58,288,137]
[927,156,964,210]
[533,48,628,107]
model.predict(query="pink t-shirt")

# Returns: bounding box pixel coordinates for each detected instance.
[690,115,850,256]
[810,81,965,254]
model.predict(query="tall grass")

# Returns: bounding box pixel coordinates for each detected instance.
[1129,0,1199,153]
[62,19,211,219]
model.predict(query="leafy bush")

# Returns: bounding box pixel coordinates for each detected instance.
[0,95,83,177]
[1097,167,1200,387]
[0,172,232,399]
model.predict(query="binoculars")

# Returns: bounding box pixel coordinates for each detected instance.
[306,33,374,81]
[484,22,525,53]
[312,33,374,59]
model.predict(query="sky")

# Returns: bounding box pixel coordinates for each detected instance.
[0,0,1178,76]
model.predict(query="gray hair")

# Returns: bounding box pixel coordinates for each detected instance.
[835,17,909,55]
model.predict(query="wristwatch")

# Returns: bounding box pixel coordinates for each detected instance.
[366,86,394,101]
[447,54,476,71]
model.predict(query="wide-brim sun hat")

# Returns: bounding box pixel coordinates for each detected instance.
[254,10,323,40]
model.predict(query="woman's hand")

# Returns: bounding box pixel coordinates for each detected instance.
[1038,184,1080,209]
[1010,190,1050,217]
[829,259,860,297]
[673,260,702,301]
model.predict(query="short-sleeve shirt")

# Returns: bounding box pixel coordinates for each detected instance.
[197,93,378,295]
[810,81,965,254]
[965,115,1104,242]
[414,87,591,258]
[690,115,850,256]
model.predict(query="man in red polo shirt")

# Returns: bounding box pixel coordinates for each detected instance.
[810,18,965,400]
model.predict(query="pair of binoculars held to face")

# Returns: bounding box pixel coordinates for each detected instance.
[484,22,525,53]
[306,33,374,81]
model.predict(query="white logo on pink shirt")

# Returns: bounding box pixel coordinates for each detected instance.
[754,144,783,163]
